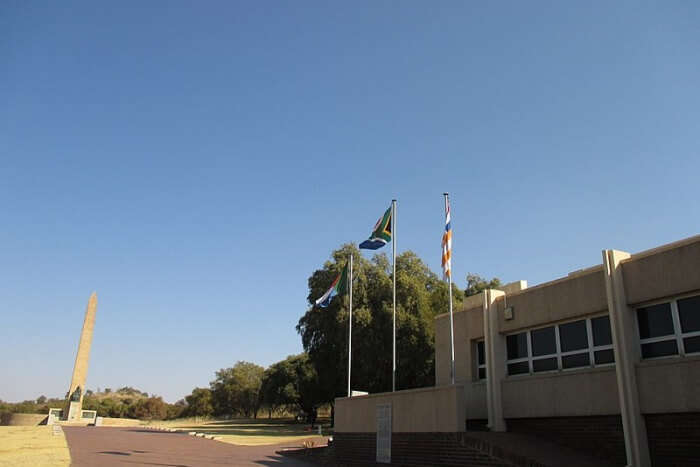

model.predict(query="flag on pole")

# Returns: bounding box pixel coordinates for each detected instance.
[359,206,392,250]
[315,263,349,307]
[443,193,455,385]
[441,197,452,279]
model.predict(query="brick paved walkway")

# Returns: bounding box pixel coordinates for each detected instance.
[63,426,321,466]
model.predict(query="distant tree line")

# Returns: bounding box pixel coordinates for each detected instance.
[0,359,323,424]
[81,392,184,420]
[0,396,66,416]
[184,356,323,425]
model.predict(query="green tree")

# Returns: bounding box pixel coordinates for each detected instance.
[210,361,264,418]
[297,245,366,417]
[185,388,213,418]
[260,361,295,418]
[129,396,168,420]
[167,399,186,420]
[290,354,323,425]
[260,354,322,424]
[465,273,502,297]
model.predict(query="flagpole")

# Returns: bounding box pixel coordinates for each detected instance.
[392,199,397,392]
[444,193,455,385]
[348,253,353,398]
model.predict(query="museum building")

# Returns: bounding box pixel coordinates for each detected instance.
[334,235,700,467]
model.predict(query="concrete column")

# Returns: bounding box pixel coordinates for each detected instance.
[483,289,506,432]
[602,250,651,467]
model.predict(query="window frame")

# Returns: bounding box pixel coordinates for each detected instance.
[588,317,614,367]
[475,339,486,381]
[637,292,700,360]
[505,313,614,377]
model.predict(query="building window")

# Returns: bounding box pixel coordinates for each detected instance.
[559,319,590,369]
[591,315,615,364]
[531,326,557,372]
[506,315,614,376]
[506,332,529,375]
[637,294,700,359]
[476,340,486,380]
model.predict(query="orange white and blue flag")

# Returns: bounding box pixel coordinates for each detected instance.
[441,197,452,280]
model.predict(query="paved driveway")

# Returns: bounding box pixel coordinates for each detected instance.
[63,426,320,466]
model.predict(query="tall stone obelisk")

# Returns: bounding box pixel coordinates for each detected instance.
[64,292,98,421]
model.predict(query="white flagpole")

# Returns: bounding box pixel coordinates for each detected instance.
[348,254,353,398]
[392,199,397,392]
[444,193,455,385]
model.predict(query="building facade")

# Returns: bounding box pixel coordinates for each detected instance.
[434,235,700,466]
[335,235,700,467]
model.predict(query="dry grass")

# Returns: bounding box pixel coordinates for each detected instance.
[0,426,70,467]
[155,418,329,446]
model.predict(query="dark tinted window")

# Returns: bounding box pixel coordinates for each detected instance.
[641,340,678,358]
[684,336,700,354]
[592,315,613,346]
[507,361,529,375]
[559,320,588,352]
[478,368,487,380]
[637,303,674,339]
[531,327,556,356]
[507,333,528,360]
[477,341,485,365]
[562,353,590,369]
[594,349,615,364]
[532,357,557,372]
[678,295,700,333]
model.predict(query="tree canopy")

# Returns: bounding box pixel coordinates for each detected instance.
[465,273,502,297]
[210,361,264,418]
[297,243,465,409]
[184,387,213,418]
[260,353,322,423]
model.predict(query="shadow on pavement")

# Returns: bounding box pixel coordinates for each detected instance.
[126,429,185,434]
[253,454,314,466]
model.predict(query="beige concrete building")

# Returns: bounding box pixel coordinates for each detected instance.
[335,235,700,467]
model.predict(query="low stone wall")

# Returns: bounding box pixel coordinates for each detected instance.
[0,413,48,426]
[0,413,145,427]
[506,415,626,466]
[100,417,144,426]
[335,385,465,433]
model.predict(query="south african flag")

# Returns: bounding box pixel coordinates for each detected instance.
[359,206,392,250]
[315,263,349,308]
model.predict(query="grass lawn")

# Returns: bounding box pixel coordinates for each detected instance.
[0,426,70,467]
[155,418,331,446]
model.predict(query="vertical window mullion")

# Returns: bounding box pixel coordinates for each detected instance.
[671,300,684,356]
[554,325,562,370]
[586,318,595,366]
[526,331,533,374]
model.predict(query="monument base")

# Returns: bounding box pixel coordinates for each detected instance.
[65,401,82,421]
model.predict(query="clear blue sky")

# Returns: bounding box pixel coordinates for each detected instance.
[2,1,698,403]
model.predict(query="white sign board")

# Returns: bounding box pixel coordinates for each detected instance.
[376,403,392,463]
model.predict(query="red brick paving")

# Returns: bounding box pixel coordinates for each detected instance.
[63,426,323,466]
